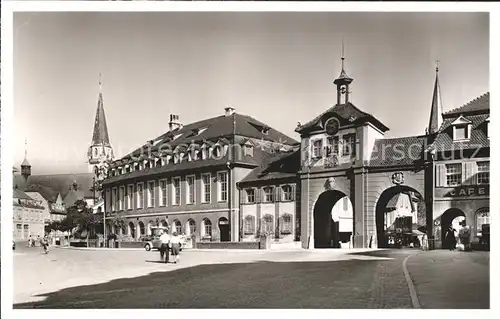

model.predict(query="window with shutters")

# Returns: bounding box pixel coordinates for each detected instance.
[112,188,118,211]
[246,188,255,203]
[172,177,181,205]
[312,139,323,158]
[342,134,356,157]
[159,180,167,206]
[148,181,155,207]
[326,136,339,157]
[186,175,195,204]
[136,183,144,209]
[119,186,125,210]
[201,173,211,203]
[127,185,134,210]
[282,185,293,201]
[217,171,228,202]
[263,187,274,202]
[445,163,462,187]
[477,161,489,185]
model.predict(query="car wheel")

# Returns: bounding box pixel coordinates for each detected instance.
[144,243,151,251]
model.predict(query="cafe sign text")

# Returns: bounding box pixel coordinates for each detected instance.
[445,185,489,197]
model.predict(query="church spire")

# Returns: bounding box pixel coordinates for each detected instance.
[427,61,443,134]
[88,73,114,173]
[21,138,31,180]
[333,39,353,105]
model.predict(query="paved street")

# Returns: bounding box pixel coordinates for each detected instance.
[13,244,489,309]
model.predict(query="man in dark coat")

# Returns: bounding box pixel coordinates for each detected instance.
[445,226,457,251]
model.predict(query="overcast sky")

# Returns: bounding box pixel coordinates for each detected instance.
[13,12,489,174]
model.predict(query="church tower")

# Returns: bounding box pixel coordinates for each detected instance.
[333,41,353,105]
[88,73,114,174]
[21,139,31,181]
[427,62,443,135]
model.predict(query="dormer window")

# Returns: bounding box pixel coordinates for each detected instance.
[451,115,472,141]
[262,126,270,135]
[243,142,254,157]
[173,153,179,164]
[201,144,208,160]
[212,144,223,159]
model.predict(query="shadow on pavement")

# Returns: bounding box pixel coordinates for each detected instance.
[346,249,416,259]
[15,259,413,309]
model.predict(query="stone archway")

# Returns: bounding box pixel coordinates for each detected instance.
[375,185,425,248]
[313,190,352,248]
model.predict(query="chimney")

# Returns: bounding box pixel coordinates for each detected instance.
[169,114,183,131]
[224,106,236,117]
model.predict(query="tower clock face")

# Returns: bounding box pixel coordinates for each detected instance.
[325,118,340,136]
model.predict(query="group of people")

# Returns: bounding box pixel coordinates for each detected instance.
[27,234,50,254]
[159,230,182,264]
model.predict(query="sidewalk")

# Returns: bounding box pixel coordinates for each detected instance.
[406,250,489,309]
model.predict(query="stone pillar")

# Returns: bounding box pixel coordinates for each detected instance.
[353,170,365,248]
[425,161,436,250]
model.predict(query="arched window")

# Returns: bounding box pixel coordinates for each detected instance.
[128,222,136,239]
[147,220,154,236]
[261,215,274,234]
[174,219,182,235]
[138,221,145,238]
[280,214,293,234]
[244,215,255,235]
[187,219,196,236]
[202,218,212,237]
[475,208,490,236]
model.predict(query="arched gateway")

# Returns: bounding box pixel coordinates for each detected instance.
[313,190,353,248]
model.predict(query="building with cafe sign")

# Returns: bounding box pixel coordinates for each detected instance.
[102,54,489,249]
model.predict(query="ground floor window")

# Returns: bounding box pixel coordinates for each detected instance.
[261,215,274,234]
[244,215,255,235]
[174,220,182,235]
[280,214,293,235]
[476,208,490,236]
[203,218,212,237]
[186,219,196,236]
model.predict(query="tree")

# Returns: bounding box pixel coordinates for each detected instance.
[58,199,103,246]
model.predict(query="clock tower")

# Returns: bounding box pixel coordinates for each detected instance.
[333,42,353,105]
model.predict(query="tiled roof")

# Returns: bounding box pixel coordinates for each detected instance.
[443,92,489,117]
[13,188,33,200]
[121,112,298,160]
[368,135,426,167]
[13,173,95,203]
[238,150,300,184]
[433,114,489,152]
[296,102,389,134]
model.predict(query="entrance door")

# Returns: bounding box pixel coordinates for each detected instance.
[219,217,230,242]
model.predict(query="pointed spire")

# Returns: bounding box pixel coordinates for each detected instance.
[91,73,111,146]
[427,61,443,134]
[334,39,353,105]
[21,138,30,167]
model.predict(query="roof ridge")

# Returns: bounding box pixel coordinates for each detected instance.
[444,92,490,115]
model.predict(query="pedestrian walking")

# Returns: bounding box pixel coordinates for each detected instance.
[159,230,170,263]
[28,235,33,247]
[41,235,49,254]
[170,232,181,264]
[445,226,457,251]
[421,233,428,251]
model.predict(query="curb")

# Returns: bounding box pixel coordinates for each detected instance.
[402,253,421,309]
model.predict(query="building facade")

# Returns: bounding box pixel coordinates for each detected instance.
[13,189,45,240]
[102,108,298,242]
[100,58,488,249]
